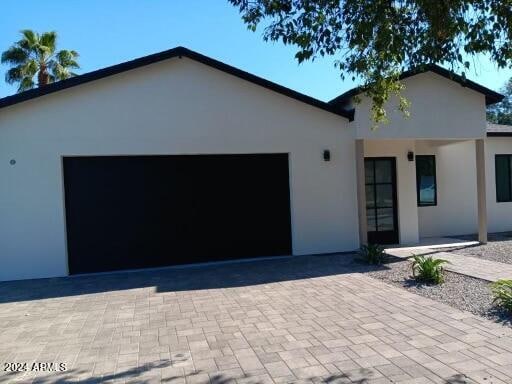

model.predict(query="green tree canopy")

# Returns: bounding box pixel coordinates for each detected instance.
[1,30,79,93]
[229,0,512,126]
[488,78,512,125]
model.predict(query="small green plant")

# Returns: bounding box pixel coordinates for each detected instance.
[359,243,385,265]
[411,255,449,284]
[491,279,512,312]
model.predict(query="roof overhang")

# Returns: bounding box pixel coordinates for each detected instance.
[487,132,512,137]
[330,64,504,107]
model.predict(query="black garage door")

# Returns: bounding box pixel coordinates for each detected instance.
[63,154,292,274]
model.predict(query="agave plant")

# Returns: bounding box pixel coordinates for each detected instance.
[491,279,512,312]
[359,243,385,265]
[1,30,79,92]
[411,255,449,284]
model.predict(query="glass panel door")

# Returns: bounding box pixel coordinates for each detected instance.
[365,158,399,244]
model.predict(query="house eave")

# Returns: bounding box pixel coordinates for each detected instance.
[0,46,354,121]
[330,64,505,107]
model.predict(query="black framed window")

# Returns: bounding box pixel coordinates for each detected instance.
[496,155,512,202]
[416,155,437,206]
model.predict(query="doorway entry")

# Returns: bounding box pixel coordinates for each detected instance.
[364,157,399,244]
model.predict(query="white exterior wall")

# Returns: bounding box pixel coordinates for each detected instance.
[354,71,495,240]
[411,138,512,238]
[363,137,512,239]
[363,138,504,241]
[354,72,487,140]
[416,140,478,237]
[364,140,419,244]
[0,57,359,281]
[486,137,512,232]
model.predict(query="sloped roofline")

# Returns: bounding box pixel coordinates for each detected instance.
[329,64,504,106]
[487,122,512,137]
[0,46,354,121]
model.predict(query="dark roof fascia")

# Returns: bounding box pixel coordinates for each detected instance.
[329,64,504,106]
[0,46,354,121]
[487,132,512,137]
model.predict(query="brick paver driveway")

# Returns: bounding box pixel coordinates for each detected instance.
[0,255,511,384]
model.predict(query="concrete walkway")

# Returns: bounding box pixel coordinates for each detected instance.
[385,245,512,282]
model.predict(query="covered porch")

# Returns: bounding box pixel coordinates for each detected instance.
[355,138,488,246]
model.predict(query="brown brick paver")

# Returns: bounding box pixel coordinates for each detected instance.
[0,254,510,383]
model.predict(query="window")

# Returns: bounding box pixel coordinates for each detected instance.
[496,155,512,202]
[416,155,437,206]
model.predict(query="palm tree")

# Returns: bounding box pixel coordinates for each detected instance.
[1,30,79,92]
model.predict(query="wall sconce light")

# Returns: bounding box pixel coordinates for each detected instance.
[9,159,16,165]
[323,150,331,162]
[407,151,415,162]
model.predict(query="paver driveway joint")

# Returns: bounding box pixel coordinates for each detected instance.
[0,254,511,383]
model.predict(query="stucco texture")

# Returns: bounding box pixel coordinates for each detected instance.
[0,57,358,281]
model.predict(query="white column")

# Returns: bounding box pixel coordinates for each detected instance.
[475,139,488,244]
[355,139,367,245]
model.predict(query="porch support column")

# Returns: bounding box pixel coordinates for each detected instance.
[475,139,488,244]
[355,139,367,245]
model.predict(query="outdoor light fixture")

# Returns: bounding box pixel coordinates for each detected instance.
[323,150,331,161]
[407,151,415,161]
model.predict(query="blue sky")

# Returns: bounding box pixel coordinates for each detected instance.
[1,0,511,100]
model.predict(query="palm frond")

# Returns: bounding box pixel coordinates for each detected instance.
[49,61,70,81]
[40,31,57,52]
[4,59,38,85]
[5,67,23,84]
[19,29,39,49]
[1,46,29,65]
[47,73,56,83]
[39,31,57,58]
[17,76,35,92]
[25,59,39,74]
[55,50,80,69]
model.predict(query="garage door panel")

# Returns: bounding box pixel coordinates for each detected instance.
[63,154,292,274]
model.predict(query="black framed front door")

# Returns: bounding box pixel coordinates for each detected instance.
[365,157,399,245]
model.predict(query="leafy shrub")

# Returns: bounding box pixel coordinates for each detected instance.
[411,255,449,284]
[491,279,512,312]
[359,243,385,265]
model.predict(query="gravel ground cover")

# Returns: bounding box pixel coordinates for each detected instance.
[448,231,512,264]
[361,256,511,324]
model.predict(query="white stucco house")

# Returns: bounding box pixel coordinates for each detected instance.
[0,46,510,281]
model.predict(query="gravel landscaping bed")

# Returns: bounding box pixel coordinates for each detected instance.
[448,231,512,264]
[361,257,511,324]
